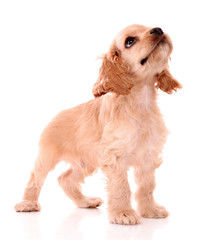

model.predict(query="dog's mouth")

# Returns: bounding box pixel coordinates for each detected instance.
[140,57,148,65]
[140,36,171,66]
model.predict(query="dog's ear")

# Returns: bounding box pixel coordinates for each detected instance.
[155,69,182,94]
[92,44,134,97]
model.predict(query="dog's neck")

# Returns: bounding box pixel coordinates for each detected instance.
[126,78,157,110]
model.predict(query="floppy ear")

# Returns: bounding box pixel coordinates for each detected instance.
[155,69,182,94]
[92,45,134,97]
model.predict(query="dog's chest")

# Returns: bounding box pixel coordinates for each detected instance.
[99,97,168,164]
[123,108,168,166]
[128,107,167,148]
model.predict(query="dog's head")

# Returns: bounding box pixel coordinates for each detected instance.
[93,24,182,97]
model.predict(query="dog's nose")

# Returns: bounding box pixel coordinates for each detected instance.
[150,28,164,36]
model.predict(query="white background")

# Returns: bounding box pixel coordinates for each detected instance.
[0,0,217,239]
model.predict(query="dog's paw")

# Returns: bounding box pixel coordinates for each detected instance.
[76,197,103,208]
[139,204,169,218]
[109,209,141,225]
[14,200,41,212]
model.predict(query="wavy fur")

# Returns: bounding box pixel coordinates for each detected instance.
[15,24,181,225]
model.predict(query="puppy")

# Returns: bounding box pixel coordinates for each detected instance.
[15,24,182,225]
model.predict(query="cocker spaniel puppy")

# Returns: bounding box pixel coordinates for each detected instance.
[15,24,182,225]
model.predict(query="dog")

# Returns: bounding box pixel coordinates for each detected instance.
[15,24,182,225]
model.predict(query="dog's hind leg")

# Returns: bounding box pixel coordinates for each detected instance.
[58,163,103,208]
[15,148,59,212]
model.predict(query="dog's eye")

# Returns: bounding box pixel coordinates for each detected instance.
[125,37,136,48]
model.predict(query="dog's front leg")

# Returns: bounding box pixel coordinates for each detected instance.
[134,165,169,218]
[101,162,141,225]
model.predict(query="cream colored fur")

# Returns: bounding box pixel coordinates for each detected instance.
[15,24,181,225]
